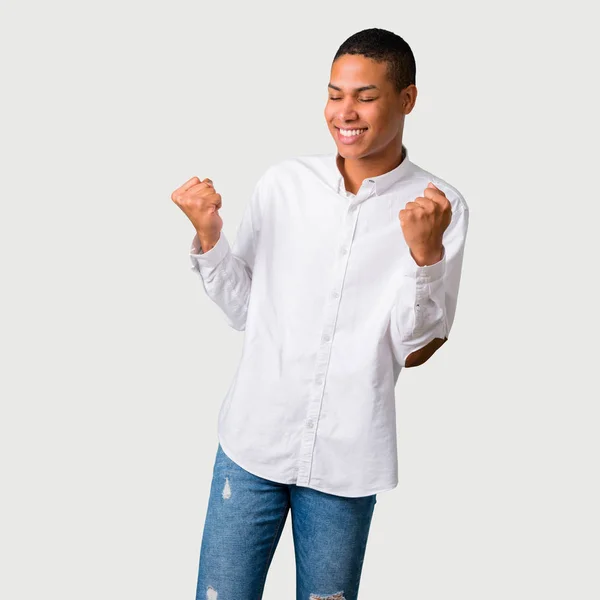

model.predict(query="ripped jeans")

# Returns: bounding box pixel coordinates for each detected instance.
[195,442,378,600]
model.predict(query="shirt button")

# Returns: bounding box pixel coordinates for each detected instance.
[323,335,331,342]
[316,377,323,384]
[332,291,339,298]
[341,247,348,255]
[307,419,314,428]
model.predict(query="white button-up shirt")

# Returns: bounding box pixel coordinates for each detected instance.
[189,144,469,497]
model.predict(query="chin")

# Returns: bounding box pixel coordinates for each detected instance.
[336,145,365,157]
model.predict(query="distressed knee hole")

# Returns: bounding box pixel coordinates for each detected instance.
[206,585,218,599]
[222,477,231,499]
[309,592,345,600]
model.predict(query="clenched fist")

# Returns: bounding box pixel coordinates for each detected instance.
[399,182,452,266]
[171,176,223,251]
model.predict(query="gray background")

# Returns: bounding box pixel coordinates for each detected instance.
[1,0,598,598]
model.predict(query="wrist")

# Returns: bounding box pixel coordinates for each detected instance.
[410,246,443,266]
[197,231,220,253]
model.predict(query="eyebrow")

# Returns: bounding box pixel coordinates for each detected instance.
[328,83,379,93]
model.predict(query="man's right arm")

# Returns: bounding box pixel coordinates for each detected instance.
[189,176,263,331]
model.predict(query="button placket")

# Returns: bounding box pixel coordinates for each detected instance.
[296,198,364,486]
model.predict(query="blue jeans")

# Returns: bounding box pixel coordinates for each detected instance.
[195,443,378,600]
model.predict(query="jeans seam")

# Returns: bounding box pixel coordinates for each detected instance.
[257,501,288,599]
[353,497,376,593]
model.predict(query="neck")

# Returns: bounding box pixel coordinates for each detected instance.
[337,141,406,196]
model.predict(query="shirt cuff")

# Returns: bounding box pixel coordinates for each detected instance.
[398,245,446,282]
[189,231,230,271]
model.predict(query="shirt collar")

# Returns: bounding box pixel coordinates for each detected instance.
[334,144,412,197]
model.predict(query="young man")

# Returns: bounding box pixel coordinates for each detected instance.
[172,27,469,600]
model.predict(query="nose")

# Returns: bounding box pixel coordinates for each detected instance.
[336,97,359,123]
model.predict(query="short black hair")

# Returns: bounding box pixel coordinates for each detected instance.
[332,28,416,94]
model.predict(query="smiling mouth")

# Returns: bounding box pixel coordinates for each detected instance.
[334,126,368,142]
[335,126,368,135]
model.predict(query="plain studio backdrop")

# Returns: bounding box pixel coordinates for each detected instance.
[1,1,598,598]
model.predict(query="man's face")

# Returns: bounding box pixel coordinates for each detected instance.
[324,54,414,160]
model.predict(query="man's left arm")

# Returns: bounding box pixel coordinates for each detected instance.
[390,182,470,369]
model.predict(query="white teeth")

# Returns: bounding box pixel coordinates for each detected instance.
[339,128,367,137]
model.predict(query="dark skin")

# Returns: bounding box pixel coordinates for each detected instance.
[324,54,451,368]
[404,336,447,368]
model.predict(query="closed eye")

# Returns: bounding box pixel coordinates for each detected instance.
[328,97,377,102]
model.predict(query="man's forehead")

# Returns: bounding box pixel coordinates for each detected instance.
[329,57,389,90]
